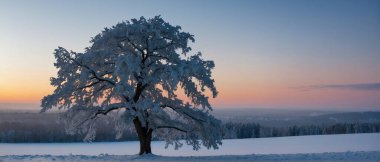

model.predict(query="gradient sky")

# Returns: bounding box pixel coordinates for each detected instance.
[0,0,379,111]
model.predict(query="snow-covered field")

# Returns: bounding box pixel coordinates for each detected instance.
[1,133,380,161]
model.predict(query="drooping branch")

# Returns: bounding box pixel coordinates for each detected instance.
[71,103,128,129]
[161,105,206,123]
[156,125,188,132]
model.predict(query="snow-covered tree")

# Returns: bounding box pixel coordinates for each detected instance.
[41,16,222,155]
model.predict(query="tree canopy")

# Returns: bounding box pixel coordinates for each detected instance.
[41,16,222,154]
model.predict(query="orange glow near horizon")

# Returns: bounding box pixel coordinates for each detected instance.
[0,71,54,104]
[1,79,380,110]
[1,66,380,110]
[0,84,53,103]
[210,84,380,109]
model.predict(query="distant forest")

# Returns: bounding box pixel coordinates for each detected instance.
[0,112,379,143]
[223,122,380,139]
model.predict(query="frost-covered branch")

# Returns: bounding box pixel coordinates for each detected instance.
[94,103,129,116]
[161,104,206,122]
[64,54,116,86]
[156,125,188,132]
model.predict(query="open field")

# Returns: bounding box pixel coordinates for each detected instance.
[1,133,379,161]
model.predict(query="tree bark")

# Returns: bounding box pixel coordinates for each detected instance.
[133,117,153,155]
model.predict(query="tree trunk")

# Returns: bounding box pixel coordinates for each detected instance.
[133,118,153,155]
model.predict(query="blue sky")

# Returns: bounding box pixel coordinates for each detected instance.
[0,0,379,110]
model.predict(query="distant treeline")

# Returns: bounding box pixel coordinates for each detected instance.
[0,113,380,142]
[223,122,380,139]
[0,118,138,143]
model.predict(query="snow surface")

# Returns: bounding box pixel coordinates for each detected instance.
[1,152,380,162]
[1,133,380,161]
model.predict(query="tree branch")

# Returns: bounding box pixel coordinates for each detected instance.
[156,125,188,132]
[121,37,145,56]
[94,103,128,116]
[64,54,116,86]
[73,104,126,128]
[76,81,100,90]
[161,105,206,122]
[72,103,128,129]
